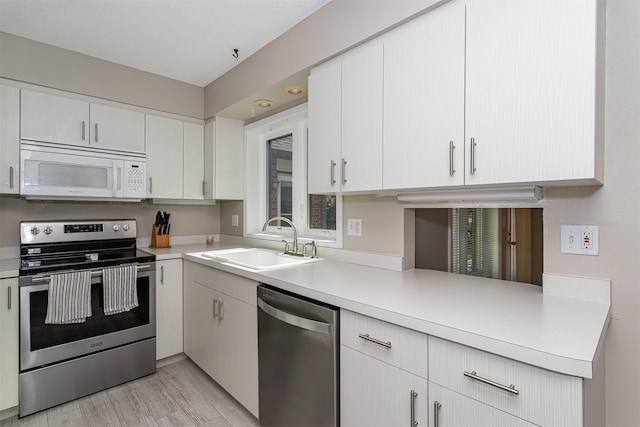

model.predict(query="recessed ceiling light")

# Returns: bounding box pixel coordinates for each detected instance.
[253,99,275,108]
[282,85,307,96]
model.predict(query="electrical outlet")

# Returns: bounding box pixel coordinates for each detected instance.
[347,218,362,237]
[231,214,239,227]
[561,225,599,255]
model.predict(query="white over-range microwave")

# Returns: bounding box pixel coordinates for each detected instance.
[20,140,146,200]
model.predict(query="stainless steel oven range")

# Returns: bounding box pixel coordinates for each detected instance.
[18,219,156,417]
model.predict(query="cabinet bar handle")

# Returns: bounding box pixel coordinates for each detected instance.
[470,137,476,175]
[95,123,99,142]
[449,141,455,176]
[358,333,391,349]
[160,265,164,284]
[463,370,520,395]
[219,300,224,320]
[9,166,14,189]
[341,158,347,184]
[330,160,336,185]
[82,121,86,140]
[433,401,441,427]
[149,177,153,194]
[7,286,11,311]
[213,298,218,319]
[410,390,418,427]
[202,180,206,196]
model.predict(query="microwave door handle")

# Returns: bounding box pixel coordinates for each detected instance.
[112,162,119,197]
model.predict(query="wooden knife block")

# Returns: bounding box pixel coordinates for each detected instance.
[150,225,170,248]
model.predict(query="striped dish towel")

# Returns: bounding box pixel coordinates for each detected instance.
[102,264,139,315]
[45,270,92,324]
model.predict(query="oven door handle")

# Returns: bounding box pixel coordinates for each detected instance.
[28,263,152,285]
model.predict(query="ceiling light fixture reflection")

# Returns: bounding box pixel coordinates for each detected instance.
[282,85,307,96]
[253,99,275,108]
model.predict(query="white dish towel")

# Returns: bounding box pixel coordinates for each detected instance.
[45,270,92,324]
[102,264,139,315]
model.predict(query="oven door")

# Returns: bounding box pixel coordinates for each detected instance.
[19,263,156,371]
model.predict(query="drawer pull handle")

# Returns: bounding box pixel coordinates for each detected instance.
[433,401,441,427]
[410,390,418,427]
[358,333,392,349]
[463,370,520,395]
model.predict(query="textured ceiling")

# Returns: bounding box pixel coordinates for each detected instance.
[0,0,331,87]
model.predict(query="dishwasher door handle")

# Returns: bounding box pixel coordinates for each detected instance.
[258,298,331,335]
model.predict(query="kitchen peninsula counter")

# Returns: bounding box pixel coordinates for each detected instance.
[183,251,610,380]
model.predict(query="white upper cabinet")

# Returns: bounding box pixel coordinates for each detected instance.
[183,122,206,200]
[383,1,465,190]
[21,90,146,152]
[21,90,89,145]
[308,60,342,194]
[341,43,383,192]
[211,117,244,200]
[145,115,184,199]
[465,0,601,186]
[0,85,20,194]
[89,103,145,152]
[308,42,384,194]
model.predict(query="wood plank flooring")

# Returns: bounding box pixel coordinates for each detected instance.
[0,358,259,427]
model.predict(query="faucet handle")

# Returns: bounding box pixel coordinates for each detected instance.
[303,241,317,258]
[281,240,290,253]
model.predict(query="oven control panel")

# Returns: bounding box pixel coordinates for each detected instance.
[20,220,137,244]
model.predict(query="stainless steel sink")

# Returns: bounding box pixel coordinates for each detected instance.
[191,248,321,271]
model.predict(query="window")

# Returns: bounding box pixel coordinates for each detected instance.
[245,104,342,246]
[451,208,500,279]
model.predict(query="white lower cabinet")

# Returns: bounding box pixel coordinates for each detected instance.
[429,382,535,427]
[155,259,183,360]
[341,346,427,427]
[429,336,583,426]
[0,277,18,412]
[183,261,258,417]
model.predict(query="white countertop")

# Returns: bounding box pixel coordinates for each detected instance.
[183,249,610,379]
[0,258,19,279]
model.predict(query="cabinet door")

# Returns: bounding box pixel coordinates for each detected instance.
[183,279,220,377]
[0,85,20,194]
[341,43,383,192]
[203,121,216,200]
[183,122,205,200]
[145,115,184,199]
[218,295,259,416]
[383,1,465,190]
[156,260,183,360]
[341,345,427,427]
[465,0,598,185]
[429,382,535,427]
[21,90,90,145]
[213,117,244,200]
[0,278,18,411]
[89,103,145,152]
[308,61,342,194]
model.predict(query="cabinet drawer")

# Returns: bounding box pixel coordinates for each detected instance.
[341,310,427,378]
[188,261,257,305]
[429,337,583,426]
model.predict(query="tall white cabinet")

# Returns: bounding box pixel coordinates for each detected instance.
[203,117,245,201]
[145,115,184,199]
[0,85,20,194]
[155,259,183,360]
[308,42,383,194]
[0,278,18,412]
[464,0,601,185]
[383,1,465,190]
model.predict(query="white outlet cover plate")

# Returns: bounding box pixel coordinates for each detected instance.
[560,225,599,255]
[347,218,362,237]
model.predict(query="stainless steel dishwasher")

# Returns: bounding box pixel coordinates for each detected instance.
[257,284,339,427]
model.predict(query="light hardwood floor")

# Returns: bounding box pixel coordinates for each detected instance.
[1,358,259,427]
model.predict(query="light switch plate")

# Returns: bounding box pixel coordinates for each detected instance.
[231,214,239,227]
[561,225,599,255]
[347,218,362,237]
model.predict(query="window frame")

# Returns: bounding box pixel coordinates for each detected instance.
[244,103,342,247]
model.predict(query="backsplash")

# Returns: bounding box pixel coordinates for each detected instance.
[0,196,220,248]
